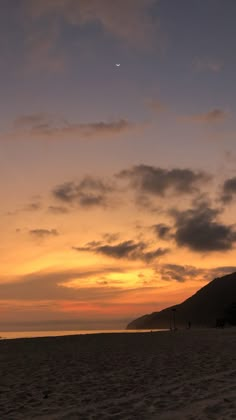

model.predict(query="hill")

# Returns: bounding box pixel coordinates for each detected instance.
[126,271,236,329]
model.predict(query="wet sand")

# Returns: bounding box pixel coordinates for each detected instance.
[0,329,236,419]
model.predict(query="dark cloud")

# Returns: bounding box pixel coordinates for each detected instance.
[53,182,78,203]
[221,176,236,203]
[30,229,59,238]
[158,264,207,283]
[73,240,169,263]
[158,264,236,283]
[171,202,236,252]
[77,193,105,207]
[153,223,173,240]
[140,248,169,263]
[52,176,114,208]
[50,166,211,214]
[117,165,211,197]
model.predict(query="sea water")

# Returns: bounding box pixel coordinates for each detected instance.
[0,329,167,340]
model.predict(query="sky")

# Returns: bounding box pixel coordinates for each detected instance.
[1,0,236,331]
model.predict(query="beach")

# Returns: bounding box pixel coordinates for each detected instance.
[0,329,236,419]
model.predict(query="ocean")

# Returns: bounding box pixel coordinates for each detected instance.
[0,329,166,340]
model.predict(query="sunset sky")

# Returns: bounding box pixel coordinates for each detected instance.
[1,0,236,331]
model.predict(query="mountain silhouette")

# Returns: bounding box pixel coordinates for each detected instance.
[127,272,236,329]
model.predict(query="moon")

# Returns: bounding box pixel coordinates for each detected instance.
[116,64,120,67]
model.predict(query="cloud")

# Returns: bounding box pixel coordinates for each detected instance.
[29,229,59,238]
[25,0,158,49]
[0,266,154,301]
[171,202,236,252]
[193,57,223,73]
[48,206,69,214]
[145,98,167,113]
[1,265,235,305]
[221,176,236,203]
[102,233,120,244]
[157,264,236,283]
[50,165,211,215]
[184,108,228,124]
[24,202,42,212]
[14,113,50,128]
[52,176,115,208]
[26,23,65,72]
[131,194,163,213]
[117,165,211,197]
[5,199,42,217]
[153,223,173,240]
[13,113,135,140]
[73,239,169,263]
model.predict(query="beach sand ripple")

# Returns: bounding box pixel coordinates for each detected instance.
[0,329,236,419]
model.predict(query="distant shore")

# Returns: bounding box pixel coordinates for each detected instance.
[1,329,236,419]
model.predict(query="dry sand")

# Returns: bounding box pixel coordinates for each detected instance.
[0,328,236,419]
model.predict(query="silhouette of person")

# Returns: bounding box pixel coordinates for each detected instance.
[188,321,191,329]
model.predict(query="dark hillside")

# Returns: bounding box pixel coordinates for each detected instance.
[127,272,236,329]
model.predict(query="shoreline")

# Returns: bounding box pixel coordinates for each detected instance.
[0,328,168,341]
[1,325,235,341]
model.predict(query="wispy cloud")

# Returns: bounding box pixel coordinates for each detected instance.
[24,202,42,212]
[5,200,42,217]
[102,233,120,244]
[29,229,59,239]
[14,113,51,128]
[0,266,154,301]
[0,265,235,304]
[182,108,228,124]
[193,57,223,73]
[25,0,158,49]
[25,23,66,72]
[47,206,69,214]
[145,98,168,113]
[11,113,136,140]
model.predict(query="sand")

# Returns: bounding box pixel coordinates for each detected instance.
[0,329,236,420]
